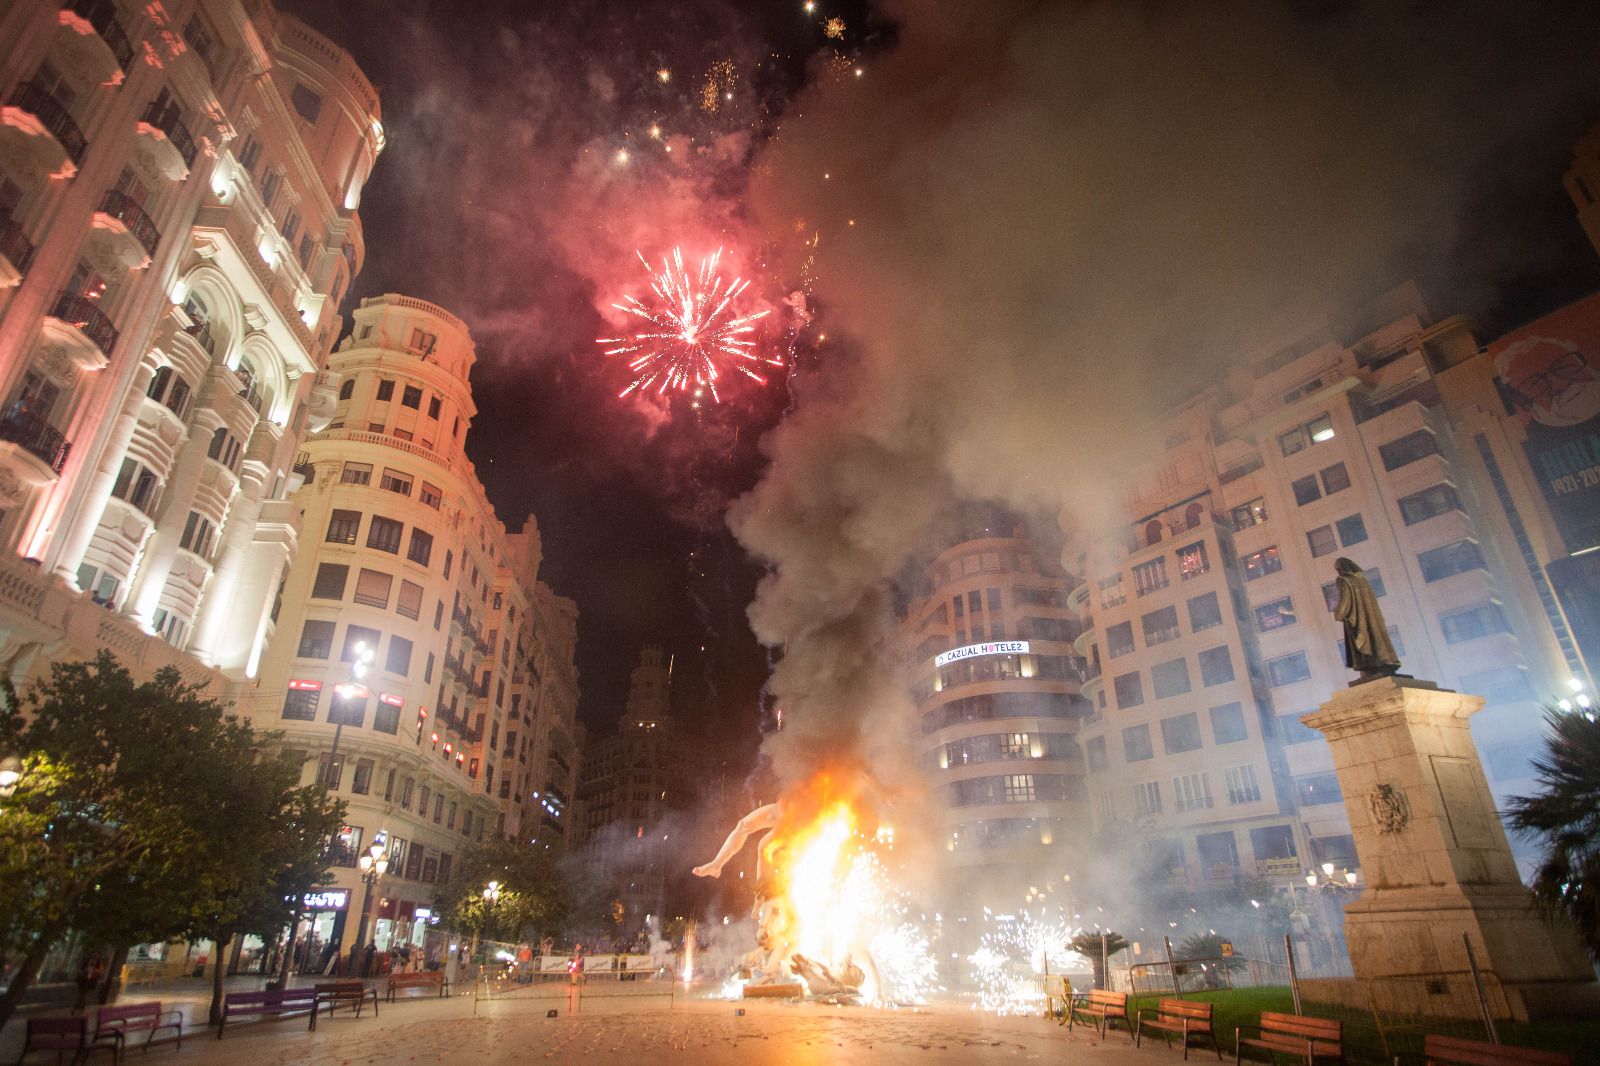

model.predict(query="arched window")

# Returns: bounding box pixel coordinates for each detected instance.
[183,293,216,355]
[237,358,264,413]
[339,378,354,401]
[1144,519,1164,546]
[1184,502,1204,530]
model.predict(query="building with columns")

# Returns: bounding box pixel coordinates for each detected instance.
[255,294,582,959]
[0,0,380,688]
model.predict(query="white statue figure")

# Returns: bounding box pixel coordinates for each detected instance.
[693,802,794,983]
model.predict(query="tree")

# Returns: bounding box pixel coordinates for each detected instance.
[1067,930,1128,990]
[0,653,341,1029]
[1506,708,1600,961]
[433,836,568,954]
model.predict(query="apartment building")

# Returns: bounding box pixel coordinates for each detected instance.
[1068,283,1591,895]
[256,294,582,959]
[0,0,379,688]
[891,514,1091,900]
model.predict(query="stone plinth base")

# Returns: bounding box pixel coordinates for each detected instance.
[1303,676,1599,1021]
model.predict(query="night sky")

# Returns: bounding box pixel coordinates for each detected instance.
[280,0,1600,760]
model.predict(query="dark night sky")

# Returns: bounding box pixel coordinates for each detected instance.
[280,0,1599,750]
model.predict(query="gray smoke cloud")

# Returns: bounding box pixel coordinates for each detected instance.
[730,0,1600,789]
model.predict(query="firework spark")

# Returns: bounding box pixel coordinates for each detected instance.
[967,911,1083,1015]
[598,247,778,405]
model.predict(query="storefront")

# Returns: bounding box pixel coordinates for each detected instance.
[294,886,351,974]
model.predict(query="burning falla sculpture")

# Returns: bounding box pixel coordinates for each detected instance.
[692,794,873,999]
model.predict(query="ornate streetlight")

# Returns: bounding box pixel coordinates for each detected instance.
[352,838,389,976]
[323,641,375,791]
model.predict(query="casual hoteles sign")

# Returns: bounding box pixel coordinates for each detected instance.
[934,640,1030,667]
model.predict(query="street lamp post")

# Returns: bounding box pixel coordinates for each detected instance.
[323,642,376,791]
[1299,862,1359,972]
[352,839,389,976]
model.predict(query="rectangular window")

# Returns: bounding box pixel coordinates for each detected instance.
[328,690,365,728]
[1319,462,1350,495]
[1440,602,1510,644]
[376,379,395,401]
[342,624,381,663]
[386,635,412,675]
[1209,702,1247,744]
[1172,772,1212,812]
[1279,425,1307,457]
[1133,558,1168,596]
[420,482,443,509]
[1161,711,1203,753]
[291,83,323,123]
[351,759,374,796]
[1241,546,1283,580]
[1459,665,1534,705]
[1266,651,1312,687]
[1231,498,1268,530]
[424,652,435,683]
[952,595,963,618]
[282,689,319,720]
[987,587,1003,611]
[297,619,334,659]
[179,512,213,556]
[1254,596,1297,631]
[1002,775,1035,803]
[1177,541,1209,580]
[410,328,437,353]
[1199,645,1234,686]
[310,563,348,600]
[1152,657,1191,699]
[443,551,453,579]
[352,568,392,608]
[373,701,401,734]
[1187,591,1222,632]
[1306,525,1338,557]
[434,600,444,629]
[367,516,403,553]
[401,385,422,409]
[380,468,413,496]
[428,396,442,419]
[1292,475,1322,506]
[397,580,423,621]
[1086,736,1108,771]
[1134,781,1162,817]
[1336,513,1367,546]
[326,509,361,545]
[1419,540,1486,582]
[1141,606,1180,646]
[1224,764,1262,805]
[1098,573,1126,608]
[1380,429,1438,470]
[1122,724,1154,762]
[1307,413,1334,442]
[1296,773,1343,806]
[1114,671,1145,709]
[408,528,434,566]
[1399,483,1462,525]
[967,590,982,614]
[1106,621,1134,658]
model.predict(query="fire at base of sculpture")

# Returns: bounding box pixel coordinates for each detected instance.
[789,953,865,1002]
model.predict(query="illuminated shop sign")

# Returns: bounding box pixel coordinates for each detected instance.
[379,693,404,707]
[287,679,322,691]
[934,640,1030,668]
[302,888,350,911]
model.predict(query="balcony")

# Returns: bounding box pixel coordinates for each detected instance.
[59,0,134,79]
[134,100,197,182]
[0,403,70,475]
[0,215,34,287]
[41,290,119,370]
[91,190,160,267]
[1,81,87,176]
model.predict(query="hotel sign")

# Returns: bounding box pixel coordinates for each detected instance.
[934,640,1029,668]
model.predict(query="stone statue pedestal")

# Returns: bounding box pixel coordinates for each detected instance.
[1302,676,1598,1021]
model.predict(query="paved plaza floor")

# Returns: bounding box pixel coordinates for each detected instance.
[9,983,1173,1065]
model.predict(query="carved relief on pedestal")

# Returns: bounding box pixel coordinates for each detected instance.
[1368,783,1411,834]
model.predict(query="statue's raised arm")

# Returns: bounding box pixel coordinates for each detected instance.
[692,802,782,879]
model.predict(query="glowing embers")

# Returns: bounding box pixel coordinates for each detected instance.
[597,247,779,407]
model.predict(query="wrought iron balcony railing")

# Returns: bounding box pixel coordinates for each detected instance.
[65,0,134,70]
[0,215,35,275]
[50,290,120,359]
[0,403,70,473]
[5,82,87,165]
[98,190,161,257]
[140,100,198,167]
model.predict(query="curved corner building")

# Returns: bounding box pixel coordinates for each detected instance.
[897,518,1091,902]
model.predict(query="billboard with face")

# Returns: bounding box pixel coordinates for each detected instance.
[1490,292,1600,554]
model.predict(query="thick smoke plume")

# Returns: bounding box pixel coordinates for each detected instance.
[731,0,1600,788]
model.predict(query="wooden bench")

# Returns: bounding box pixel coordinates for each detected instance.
[314,980,379,1018]
[96,1000,185,1051]
[1067,988,1132,1039]
[385,970,448,1001]
[217,988,325,1038]
[1136,998,1221,1060]
[1401,1033,1571,1065]
[1237,1011,1344,1065]
[18,1016,122,1063]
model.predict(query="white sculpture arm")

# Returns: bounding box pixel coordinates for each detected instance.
[693,802,782,878]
